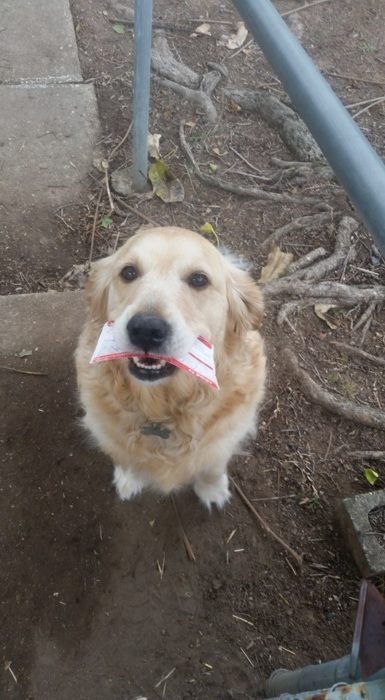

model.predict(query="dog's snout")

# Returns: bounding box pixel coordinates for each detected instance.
[127,314,171,352]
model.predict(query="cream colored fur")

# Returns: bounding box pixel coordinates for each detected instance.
[75,227,266,508]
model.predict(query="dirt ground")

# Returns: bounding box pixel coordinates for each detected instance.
[1,0,385,698]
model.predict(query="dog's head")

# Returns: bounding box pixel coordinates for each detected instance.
[86,227,263,384]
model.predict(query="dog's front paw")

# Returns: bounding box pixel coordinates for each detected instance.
[193,473,231,510]
[113,465,145,501]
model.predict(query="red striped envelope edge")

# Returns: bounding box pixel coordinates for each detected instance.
[90,323,219,389]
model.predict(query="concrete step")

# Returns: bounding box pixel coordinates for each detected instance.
[0,0,82,84]
[0,84,100,209]
[0,291,85,362]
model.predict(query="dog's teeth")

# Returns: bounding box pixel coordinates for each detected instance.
[132,358,166,370]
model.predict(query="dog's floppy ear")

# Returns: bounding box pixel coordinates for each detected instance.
[85,257,111,323]
[226,261,264,334]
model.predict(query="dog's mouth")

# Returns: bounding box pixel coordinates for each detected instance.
[129,356,177,382]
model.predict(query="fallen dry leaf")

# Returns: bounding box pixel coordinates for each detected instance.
[314,304,338,330]
[148,160,184,203]
[192,22,212,37]
[225,22,248,50]
[259,246,293,283]
[148,133,162,160]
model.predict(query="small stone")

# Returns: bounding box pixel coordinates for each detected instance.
[111,167,133,196]
[337,489,385,576]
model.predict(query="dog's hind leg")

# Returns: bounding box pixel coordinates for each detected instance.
[113,465,146,501]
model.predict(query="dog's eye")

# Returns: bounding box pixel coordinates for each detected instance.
[187,272,210,289]
[120,265,138,282]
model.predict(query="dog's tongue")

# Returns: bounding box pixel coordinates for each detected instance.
[90,321,219,389]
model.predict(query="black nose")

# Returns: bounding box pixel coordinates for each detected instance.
[127,314,171,352]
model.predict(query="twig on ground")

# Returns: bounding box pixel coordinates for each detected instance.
[180,122,325,206]
[284,348,385,431]
[224,87,323,161]
[348,451,385,461]
[89,188,103,263]
[331,341,385,368]
[281,0,333,18]
[325,71,385,88]
[229,145,265,174]
[104,166,115,213]
[171,495,196,562]
[230,478,303,568]
[0,366,47,376]
[262,212,335,249]
[108,121,132,163]
[112,194,160,227]
[353,96,385,120]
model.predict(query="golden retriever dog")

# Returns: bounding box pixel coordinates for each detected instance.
[75,226,266,508]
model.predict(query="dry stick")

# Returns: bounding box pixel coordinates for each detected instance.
[171,495,196,563]
[179,122,324,206]
[229,145,265,174]
[0,365,47,376]
[112,194,160,226]
[281,0,332,18]
[108,121,132,163]
[331,341,385,368]
[349,451,385,461]
[262,212,334,249]
[284,348,385,431]
[230,478,303,568]
[89,188,103,263]
[104,167,115,213]
[353,96,385,120]
[325,71,385,88]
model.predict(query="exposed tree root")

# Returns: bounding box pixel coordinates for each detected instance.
[331,341,385,368]
[151,31,200,88]
[287,216,358,282]
[284,348,385,431]
[271,156,335,183]
[287,247,327,274]
[262,212,335,249]
[180,122,327,206]
[265,279,385,305]
[224,87,323,161]
[154,69,223,123]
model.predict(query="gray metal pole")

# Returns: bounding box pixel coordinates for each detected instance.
[132,0,153,191]
[233,0,385,253]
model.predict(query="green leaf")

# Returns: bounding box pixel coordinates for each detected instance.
[364,467,379,486]
[100,215,113,230]
[199,222,219,246]
[208,162,218,172]
[148,160,184,203]
[112,23,125,34]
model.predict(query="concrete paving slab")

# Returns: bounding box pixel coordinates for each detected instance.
[337,490,385,576]
[0,0,82,83]
[0,291,85,361]
[0,85,100,208]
